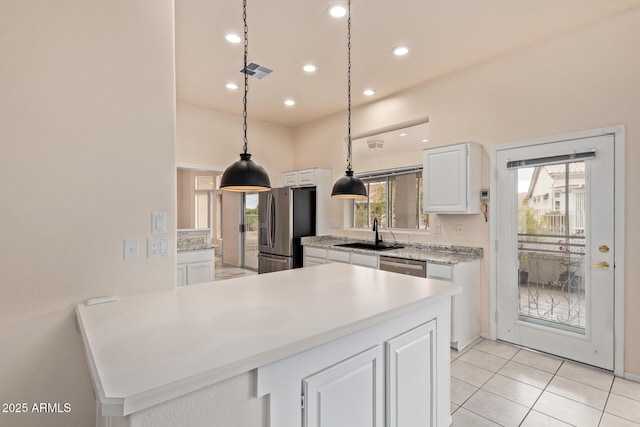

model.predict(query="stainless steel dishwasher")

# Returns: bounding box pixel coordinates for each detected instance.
[379,256,426,278]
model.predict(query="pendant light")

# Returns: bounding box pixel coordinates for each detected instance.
[331,0,367,199]
[220,0,271,192]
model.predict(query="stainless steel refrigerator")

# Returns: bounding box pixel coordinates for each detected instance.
[258,187,316,274]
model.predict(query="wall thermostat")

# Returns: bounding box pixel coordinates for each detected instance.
[480,189,490,201]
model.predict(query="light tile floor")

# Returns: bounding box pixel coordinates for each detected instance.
[451,338,640,426]
[214,255,258,281]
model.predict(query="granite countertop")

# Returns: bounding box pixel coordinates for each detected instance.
[176,244,217,252]
[76,263,459,416]
[301,236,483,264]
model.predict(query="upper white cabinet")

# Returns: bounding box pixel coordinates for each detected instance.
[282,168,329,188]
[282,168,332,235]
[423,142,482,214]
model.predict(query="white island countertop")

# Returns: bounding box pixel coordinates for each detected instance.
[76,263,459,416]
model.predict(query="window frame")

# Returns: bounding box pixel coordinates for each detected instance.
[353,166,429,231]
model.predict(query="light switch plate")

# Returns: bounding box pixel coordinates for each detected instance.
[124,239,139,260]
[151,212,166,233]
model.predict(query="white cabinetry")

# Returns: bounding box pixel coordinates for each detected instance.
[257,304,450,427]
[327,249,350,264]
[282,168,332,235]
[427,260,480,350]
[386,320,437,427]
[176,249,215,286]
[176,264,187,286]
[351,252,378,269]
[423,142,482,214]
[304,247,378,270]
[303,346,384,427]
[303,247,328,267]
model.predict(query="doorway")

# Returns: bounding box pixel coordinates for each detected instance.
[492,130,623,372]
[242,192,259,271]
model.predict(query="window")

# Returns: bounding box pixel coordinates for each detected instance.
[354,169,429,230]
[195,175,215,229]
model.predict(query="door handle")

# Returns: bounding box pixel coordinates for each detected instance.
[590,261,610,270]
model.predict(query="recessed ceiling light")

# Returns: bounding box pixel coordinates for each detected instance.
[225,83,238,90]
[284,99,295,106]
[422,139,429,143]
[363,89,376,96]
[327,4,347,18]
[392,45,410,56]
[225,33,242,44]
[399,133,407,137]
[303,64,317,73]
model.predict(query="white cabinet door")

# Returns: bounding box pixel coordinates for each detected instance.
[176,264,187,287]
[304,247,327,267]
[351,252,378,269]
[186,261,214,285]
[327,249,350,264]
[297,169,315,186]
[303,346,384,427]
[283,171,299,186]
[423,142,481,214]
[386,321,437,427]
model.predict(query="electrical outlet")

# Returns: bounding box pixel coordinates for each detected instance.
[456,224,464,233]
[434,224,442,235]
[148,238,169,258]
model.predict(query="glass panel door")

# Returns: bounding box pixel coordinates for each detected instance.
[243,192,259,270]
[496,134,615,369]
[517,162,586,334]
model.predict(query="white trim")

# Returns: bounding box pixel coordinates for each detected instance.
[624,372,640,383]
[490,125,625,377]
[176,162,225,172]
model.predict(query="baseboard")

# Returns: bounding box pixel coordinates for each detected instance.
[624,372,640,383]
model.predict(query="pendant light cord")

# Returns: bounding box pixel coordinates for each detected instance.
[346,0,352,172]
[242,0,249,155]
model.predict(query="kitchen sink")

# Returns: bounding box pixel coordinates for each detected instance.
[334,242,404,251]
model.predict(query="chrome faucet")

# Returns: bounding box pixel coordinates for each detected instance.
[372,218,382,245]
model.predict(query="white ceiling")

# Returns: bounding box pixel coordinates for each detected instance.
[175,0,640,128]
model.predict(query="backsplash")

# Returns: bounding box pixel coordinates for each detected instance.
[177,229,214,251]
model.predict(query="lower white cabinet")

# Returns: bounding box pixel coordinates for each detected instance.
[176,264,188,286]
[351,252,378,269]
[177,249,215,286]
[427,260,480,350]
[303,247,328,267]
[303,346,384,427]
[304,247,378,269]
[257,302,451,427]
[386,320,436,427]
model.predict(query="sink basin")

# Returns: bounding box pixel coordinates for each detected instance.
[334,242,404,251]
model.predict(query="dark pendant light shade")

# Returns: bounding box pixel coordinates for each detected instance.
[331,170,367,199]
[221,0,271,193]
[220,153,271,192]
[331,0,367,199]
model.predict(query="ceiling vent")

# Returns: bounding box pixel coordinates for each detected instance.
[240,62,274,79]
[367,139,384,150]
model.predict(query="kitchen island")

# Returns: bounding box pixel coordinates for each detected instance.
[77,263,459,427]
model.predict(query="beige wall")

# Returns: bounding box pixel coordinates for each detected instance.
[294,8,640,375]
[0,1,176,426]
[176,102,295,181]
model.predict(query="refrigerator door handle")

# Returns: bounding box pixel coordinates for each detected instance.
[259,253,289,264]
[270,193,276,248]
[266,193,272,248]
